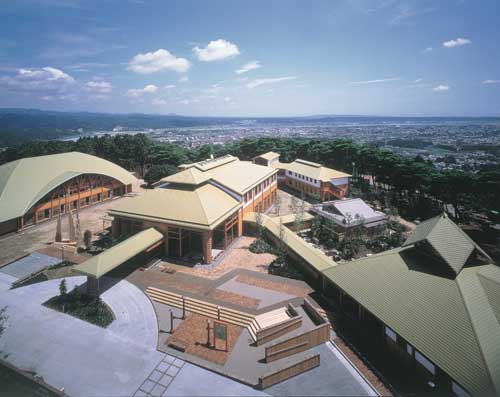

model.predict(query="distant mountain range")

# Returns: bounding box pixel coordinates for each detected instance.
[0,108,499,147]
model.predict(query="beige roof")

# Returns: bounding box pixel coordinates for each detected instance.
[254,151,280,161]
[243,212,336,272]
[109,184,241,230]
[161,167,209,185]
[279,159,350,182]
[0,152,136,223]
[162,155,276,195]
[74,228,163,278]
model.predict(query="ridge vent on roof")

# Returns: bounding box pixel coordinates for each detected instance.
[295,159,321,168]
[194,155,237,171]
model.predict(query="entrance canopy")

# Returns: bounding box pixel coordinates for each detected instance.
[74,228,163,279]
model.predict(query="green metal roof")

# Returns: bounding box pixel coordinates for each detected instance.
[403,213,491,275]
[0,152,137,223]
[73,228,163,278]
[322,243,500,395]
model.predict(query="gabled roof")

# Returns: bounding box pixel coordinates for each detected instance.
[0,152,137,223]
[109,184,241,230]
[254,151,280,161]
[74,228,163,278]
[402,213,491,275]
[161,156,276,194]
[277,159,351,182]
[322,246,500,396]
[161,167,208,186]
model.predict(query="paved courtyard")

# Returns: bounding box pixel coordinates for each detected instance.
[0,277,263,397]
[0,180,145,268]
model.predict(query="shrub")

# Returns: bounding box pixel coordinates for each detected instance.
[249,239,273,254]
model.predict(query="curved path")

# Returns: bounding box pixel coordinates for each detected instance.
[0,276,266,397]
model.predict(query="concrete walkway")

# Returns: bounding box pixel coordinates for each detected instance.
[0,277,268,397]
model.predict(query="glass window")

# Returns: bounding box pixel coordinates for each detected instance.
[415,351,435,375]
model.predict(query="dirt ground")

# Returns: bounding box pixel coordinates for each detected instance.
[0,182,145,267]
[158,236,277,280]
[235,273,312,297]
[166,313,243,365]
[267,189,312,217]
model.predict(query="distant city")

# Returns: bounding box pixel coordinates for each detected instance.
[63,117,500,173]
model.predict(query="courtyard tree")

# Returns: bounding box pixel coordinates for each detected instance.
[83,230,92,250]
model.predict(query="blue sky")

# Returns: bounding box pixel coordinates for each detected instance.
[0,0,499,117]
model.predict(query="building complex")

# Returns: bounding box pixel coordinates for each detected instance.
[1,151,498,396]
[109,154,277,264]
[253,152,350,200]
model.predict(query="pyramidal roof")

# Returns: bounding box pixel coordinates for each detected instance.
[402,213,491,275]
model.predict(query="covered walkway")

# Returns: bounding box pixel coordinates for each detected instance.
[74,227,164,295]
[243,213,336,275]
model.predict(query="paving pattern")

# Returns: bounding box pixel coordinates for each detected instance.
[134,354,186,397]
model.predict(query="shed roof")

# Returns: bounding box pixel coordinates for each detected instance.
[277,159,350,182]
[322,231,500,395]
[0,152,136,223]
[109,184,241,230]
[73,228,163,278]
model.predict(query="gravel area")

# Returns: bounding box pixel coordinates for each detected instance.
[236,274,312,297]
[166,314,243,365]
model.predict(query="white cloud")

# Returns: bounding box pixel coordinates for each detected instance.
[246,76,297,89]
[422,47,433,53]
[128,49,191,74]
[84,80,112,93]
[236,60,261,74]
[126,84,159,97]
[414,78,423,83]
[1,67,75,92]
[349,77,400,85]
[193,39,240,62]
[164,84,176,89]
[482,80,500,85]
[443,38,471,48]
[433,84,450,92]
[179,76,189,83]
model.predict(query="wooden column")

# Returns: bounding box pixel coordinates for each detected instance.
[237,210,243,236]
[202,231,213,264]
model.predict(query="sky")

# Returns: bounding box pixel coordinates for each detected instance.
[0,0,499,117]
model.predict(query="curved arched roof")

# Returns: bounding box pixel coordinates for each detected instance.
[0,152,137,223]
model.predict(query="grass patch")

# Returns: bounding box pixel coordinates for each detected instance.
[44,290,114,328]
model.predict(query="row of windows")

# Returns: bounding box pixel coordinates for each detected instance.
[288,179,318,195]
[384,326,470,397]
[243,174,277,203]
[287,170,318,184]
[35,190,116,222]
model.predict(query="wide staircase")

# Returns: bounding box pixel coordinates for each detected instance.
[146,286,261,340]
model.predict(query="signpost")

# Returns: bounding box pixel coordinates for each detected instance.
[214,321,228,352]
